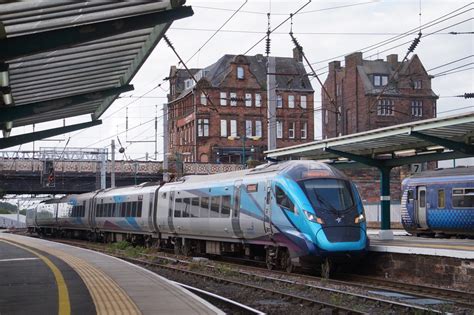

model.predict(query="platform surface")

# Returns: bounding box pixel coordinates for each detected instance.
[368,229,474,259]
[0,232,223,315]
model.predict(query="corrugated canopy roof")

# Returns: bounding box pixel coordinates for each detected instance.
[0,1,193,148]
[266,113,474,168]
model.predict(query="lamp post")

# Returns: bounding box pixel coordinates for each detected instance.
[228,136,261,166]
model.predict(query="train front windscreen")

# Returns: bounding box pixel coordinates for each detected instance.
[300,178,355,215]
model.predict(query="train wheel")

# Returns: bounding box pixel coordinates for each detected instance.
[265,247,276,270]
[174,239,182,255]
[321,258,332,279]
[280,249,294,273]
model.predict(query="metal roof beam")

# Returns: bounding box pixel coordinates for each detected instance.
[0,120,102,149]
[0,85,133,123]
[0,6,194,60]
[323,147,385,168]
[409,131,474,154]
[384,151,472,167]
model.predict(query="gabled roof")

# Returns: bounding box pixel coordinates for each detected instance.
[172,54,314,96]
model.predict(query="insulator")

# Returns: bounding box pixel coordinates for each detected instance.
[265,34,271,56]
[464,93,474,99]
[408,32,422,53]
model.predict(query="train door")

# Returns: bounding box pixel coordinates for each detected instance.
[264,180,273,235]
[232,180,244,238]
[417,186,428,228]
[168,188,176,233]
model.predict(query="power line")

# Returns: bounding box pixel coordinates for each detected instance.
[427,55,473,71]
[433,66,474,77]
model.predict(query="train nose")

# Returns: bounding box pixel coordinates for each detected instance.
[315,226,366,251]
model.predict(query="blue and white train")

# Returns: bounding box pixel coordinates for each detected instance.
[401,167,474,237]
[27,160,369,273]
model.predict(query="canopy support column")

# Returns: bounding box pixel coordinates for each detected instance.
[379,167,394,239]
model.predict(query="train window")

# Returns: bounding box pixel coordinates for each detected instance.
[221,196,231,218]
[437,190,445,208]
[131,202,137,217]
[201,197,210,218]
[419,191,426,208]
[210,196,220,218]
[452,188,474,208]
[407,190,414,201]
[183,198,190,218]
[168,192,174,217]
[191,198,200,217]
[246,184,258,193]
[275,186,295,213]
[137,201,142,217]
[175,198,183,217]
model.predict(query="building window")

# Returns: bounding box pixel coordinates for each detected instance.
[300,95,307,109]
[337,106,341,121]
[374,74,388,87]
[230,92,237,106]
[200,92,207,105]
[325,109,328,124]
[377,99,394,116]
[277,95,283,108]
[237,66,244,79]
[220,92,227,106]
[230,120,237,137]
[220,120,227,137]
[301,122,307,139]
[198,119,209,137]
[336,84,341,96]
[255,120,262,138]
[245,120,252,137]
[411,100,423,117]
[288,95,295,108]
[245,93,252,107]
[289,122,296,139]
[255,93,262,107]
[277,121,283,139]
[414,80,422,89]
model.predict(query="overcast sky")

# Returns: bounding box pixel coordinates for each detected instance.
[4,0,473,162]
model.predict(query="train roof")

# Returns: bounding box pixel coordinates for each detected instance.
[168,160,345,186]
[410,166,474,178]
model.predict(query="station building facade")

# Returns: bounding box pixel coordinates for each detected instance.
[166,51,314,164]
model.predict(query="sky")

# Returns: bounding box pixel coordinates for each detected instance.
[3,0,473,163]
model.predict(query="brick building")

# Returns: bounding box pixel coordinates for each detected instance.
[166,51,314,164]
[322,52,439,206]
[322,52,438,138]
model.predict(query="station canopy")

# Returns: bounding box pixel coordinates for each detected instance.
[266,113,474,168]
[0,1,193,149]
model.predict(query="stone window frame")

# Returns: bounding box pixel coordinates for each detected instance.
[276,121,283,139]
[220,119,227,137]
[300,95,307,109]
[377,99,394,116]
[288,121,296,139]
[237,66,244,80]
[230,92,237,106]
[411,100,423,117]
[198,119,209,137]
[220,92,227,106]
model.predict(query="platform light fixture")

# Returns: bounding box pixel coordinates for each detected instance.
[1,86,13,105]
[0,63,9,87]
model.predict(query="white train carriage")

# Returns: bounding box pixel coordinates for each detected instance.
[91,183,160,242]
[34,199,59,235]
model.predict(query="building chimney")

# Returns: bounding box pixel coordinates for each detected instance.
[328,61,341,73]
[345,52,363,68]
[293,47,303,62]
[386,54,398,69]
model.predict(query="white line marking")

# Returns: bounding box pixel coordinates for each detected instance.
[0,257,40,262]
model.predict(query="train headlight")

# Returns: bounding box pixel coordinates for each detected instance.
[304,210,324,224]
[354,214,365,224]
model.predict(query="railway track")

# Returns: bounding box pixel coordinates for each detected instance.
[44,237,455,314]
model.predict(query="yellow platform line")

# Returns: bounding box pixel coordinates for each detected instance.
[0,239,71,315]
[1,236,141,315]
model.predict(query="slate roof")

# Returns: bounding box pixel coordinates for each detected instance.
[172,54,313,101]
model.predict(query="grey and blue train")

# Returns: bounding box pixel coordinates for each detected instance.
[401,167,474,237]
[27,160,369,272]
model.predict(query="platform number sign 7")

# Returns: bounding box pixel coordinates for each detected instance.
[411,163,422,173]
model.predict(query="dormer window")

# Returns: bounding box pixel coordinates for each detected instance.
[237,66,244,79]
[373,75,388,87]
[414,80,422,89]
[184,79,194,89]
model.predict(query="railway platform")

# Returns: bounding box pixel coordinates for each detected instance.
[0,232,223,315]
[363,230,474,291]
